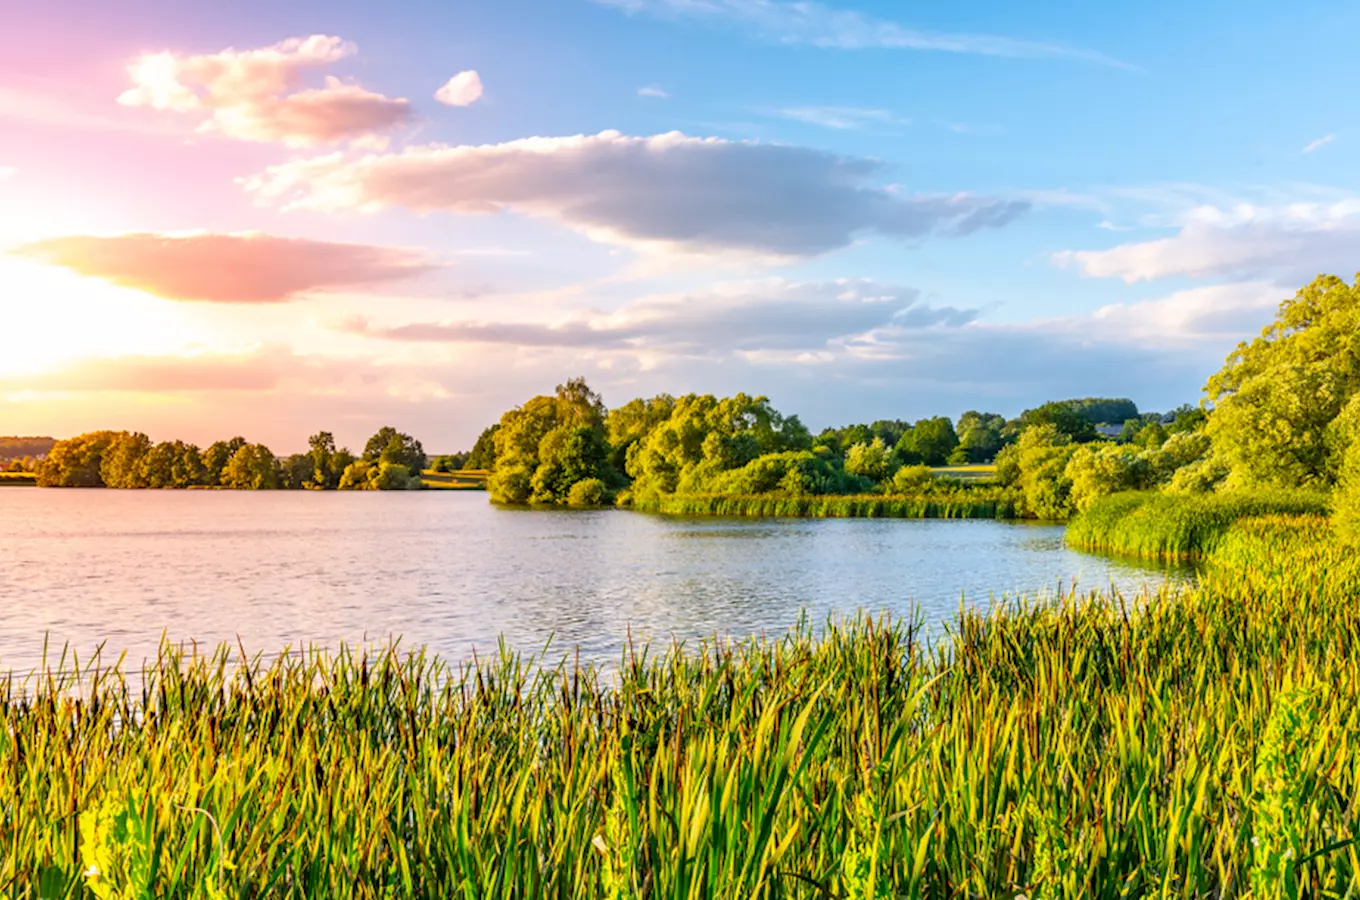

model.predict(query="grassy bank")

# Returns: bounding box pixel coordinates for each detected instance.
[0,471,37,486]
[1064,489,1330,560]
[632,487,1017,519]
[420,468,489,490]
[7,519,1360,896]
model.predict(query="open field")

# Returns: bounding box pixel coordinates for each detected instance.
[420,468,489,490]
[5,508,1359,896]
[0,472,37,486]
[929,463,998,482]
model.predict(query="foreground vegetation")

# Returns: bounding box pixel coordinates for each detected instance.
[5,514,1360,897]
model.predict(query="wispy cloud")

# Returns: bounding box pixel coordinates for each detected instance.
[765,107,908,130]
[637,85,670,99]
[1301,134,1335,154]
[16,232,433,303]
[596,0,1135,69]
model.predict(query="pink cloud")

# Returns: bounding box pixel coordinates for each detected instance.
[16,232,433,303]
[117,35,411,147]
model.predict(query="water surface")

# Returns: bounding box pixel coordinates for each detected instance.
[0,490,1190,673]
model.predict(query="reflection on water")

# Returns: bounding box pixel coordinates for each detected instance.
[0,490,1192,673]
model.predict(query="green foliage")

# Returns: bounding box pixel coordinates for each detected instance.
[1206,274,1360,489]
[100,432,154,489]
[489,378,615,505]
[1065,489,1331,560]
[338,460,422,490]
[1064,443,1152,514]
[606,395,676,472]
[567,477,608,507]
[895,416,958,467]
[1013,402,1098,443]
[1063,397,1140,425]
[955,411,1006,463]
[363,426,427,474]
[625,392,812,500]
[1249,681,1323,900]
[465,425,500,470]
[429,453,470,473]
[220,443,279,490]
[889,464,934,494]
[995,425,1077,520]
[631,487,1015,518]
[37,431,123,487]
[1334,420,1360,543]
[690,450,870,497]
[201,437,247,486]
[844,438,895,482]
[139,440,207,488]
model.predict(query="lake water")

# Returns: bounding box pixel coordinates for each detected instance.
[0,489,1190,674]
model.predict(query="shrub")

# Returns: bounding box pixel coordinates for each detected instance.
[889,465,933,494]
[567,478,607,507]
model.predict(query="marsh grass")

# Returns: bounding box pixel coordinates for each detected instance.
[633,488,1017,519]
[7,513,1360,898]
[1064,489,1330,560]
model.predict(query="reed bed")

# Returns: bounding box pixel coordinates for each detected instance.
[633,488,1017,519]
[6,514,1360,898]
[1064,489,1330,560]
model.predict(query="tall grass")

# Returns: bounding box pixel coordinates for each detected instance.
[1064,489,1330,560]
[633,488,1017,519]
[8,511,1360,897]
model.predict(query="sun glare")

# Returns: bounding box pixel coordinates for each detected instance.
[0,259,203,377]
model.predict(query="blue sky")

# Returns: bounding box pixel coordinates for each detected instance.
[1,0,1357,449]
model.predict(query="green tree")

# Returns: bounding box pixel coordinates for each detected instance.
[1064,444,1153,513]
[202,437,247,486]
[363,427,427,474]
[138,440,206,488]
[995,425,1077,519]
[955,411,1006,463]
[489,378,615,504]
[221,444,279,490]
[1205,274,1360,488]
[844,438,894,482]
[606,395,676,472]
[37,432,124,487]
[896,417,959,467]
[100,432,153,489]
[1013,403,1098,443]
[465,425,500,470]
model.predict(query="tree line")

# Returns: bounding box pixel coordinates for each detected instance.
[36,427,429,491]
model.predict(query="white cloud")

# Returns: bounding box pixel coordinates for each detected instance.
[767,107,908,130]
[596,0,1133,68]
[637,85,670,99]
[435,70,484,107]
[1053,199,1360,283]
[242,130,1029,258]
[1302,134,1335,154]
[0,166,14,179]
[117,35,411,146]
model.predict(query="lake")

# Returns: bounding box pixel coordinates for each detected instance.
[0,489,1191,674]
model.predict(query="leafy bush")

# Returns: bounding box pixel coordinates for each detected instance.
[567,477,607,507]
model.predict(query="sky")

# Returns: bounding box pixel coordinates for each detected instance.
[2,0,1358,452]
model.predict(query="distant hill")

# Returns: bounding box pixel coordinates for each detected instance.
[0,436,56,461]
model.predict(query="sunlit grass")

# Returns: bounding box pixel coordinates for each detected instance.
[419,469,489,491]
[0,471,37,486]
[633,488,1016,519]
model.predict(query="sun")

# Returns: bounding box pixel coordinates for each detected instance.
[0,258,201,378]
